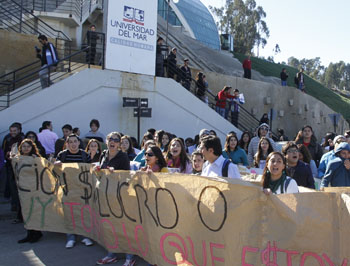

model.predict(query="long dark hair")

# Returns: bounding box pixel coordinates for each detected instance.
[261,152,286,189]
[147,145,167,169]
[85,139,102,154]
[297,144,312,164]
[224,133,239,153]
[165,138,190,170]
[19,139,41,157]
[254,137,274,167]
[155,130,165,148]
[121,135,135,155]
[238,131,251,149]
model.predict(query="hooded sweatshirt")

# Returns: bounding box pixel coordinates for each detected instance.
[321,142,350,188]
[247,123,277,166]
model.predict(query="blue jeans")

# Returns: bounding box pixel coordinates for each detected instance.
[281,80,287,86]
[67,234,76,241]
[215,106,225,117]
[298,82,304,91]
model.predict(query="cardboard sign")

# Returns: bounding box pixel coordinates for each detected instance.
[13,157,350,265]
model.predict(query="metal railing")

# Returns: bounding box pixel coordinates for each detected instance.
[0,39,105,109]
[6,0,103,23]
[164,61,278,137]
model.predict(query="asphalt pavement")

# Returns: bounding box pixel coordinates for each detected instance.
[0,195,149,266]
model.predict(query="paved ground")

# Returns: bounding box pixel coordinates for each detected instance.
[0,196,149,266]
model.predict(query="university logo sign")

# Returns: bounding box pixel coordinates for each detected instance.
[123,6,145,26]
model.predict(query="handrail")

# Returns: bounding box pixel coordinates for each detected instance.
[1,0,71,41]
[172,63,278,137]
[14,47,91,85]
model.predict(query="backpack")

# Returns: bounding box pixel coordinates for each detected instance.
[221,158,232,177]
[280,176,292,194]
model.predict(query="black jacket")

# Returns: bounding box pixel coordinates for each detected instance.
[296,138,323,166]
[100,150,130,170]
[280,71,288,81]
[287,161,315,189]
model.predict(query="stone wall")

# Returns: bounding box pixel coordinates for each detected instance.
[204,71,348,141]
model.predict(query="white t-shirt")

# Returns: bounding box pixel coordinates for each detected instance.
[201,155,241,179]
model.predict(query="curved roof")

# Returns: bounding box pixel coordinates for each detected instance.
[174,0,220,50]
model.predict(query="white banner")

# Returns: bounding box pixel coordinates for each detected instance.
[105,0,157,75]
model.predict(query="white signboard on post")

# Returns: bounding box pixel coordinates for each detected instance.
[105,0,157,76]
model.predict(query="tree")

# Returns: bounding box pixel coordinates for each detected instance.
[210,0,269,55]
[273,44,281,55]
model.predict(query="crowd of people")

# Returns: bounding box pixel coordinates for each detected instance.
[1,117,350,264]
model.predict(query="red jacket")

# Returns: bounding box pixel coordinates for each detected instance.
[216,90,235,108]
[243,59,251,70]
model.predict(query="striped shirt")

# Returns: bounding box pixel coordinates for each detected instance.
[56,149,91,163]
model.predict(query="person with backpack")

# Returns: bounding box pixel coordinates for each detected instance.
[55,134,93,249]
[36,34,59,89]
[199,135,240,179]
[262,152,299,195]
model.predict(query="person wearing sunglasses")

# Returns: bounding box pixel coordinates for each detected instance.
[247,123,276,166]
[97,132,134,265]
[141,145,168,173]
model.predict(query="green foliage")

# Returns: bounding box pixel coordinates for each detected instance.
[210,0,269,55]
[234,52,350,121]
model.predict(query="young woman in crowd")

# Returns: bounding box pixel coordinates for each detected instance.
[191,151,205,175]
[15,139,43,243]
[25,131,46,157]
[238,131,251,154]
[154,129,164,148]
[253,137,274,169]
[297,144,318,178]
[165,138,192,173]
[85,139,102,163]
[259,113,269,125]
[141,145,168,172]
[321,132,336,152]
[295,125,323,166]
[161,131,171,151]
[222,133,248,166]
[121,135,137,160]
[97,132,134,266]
[133,139,157,168]
[261,152,299,195]
[133,132,155,163]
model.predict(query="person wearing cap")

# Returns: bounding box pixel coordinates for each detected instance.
[320,142,350,189]
[199,129,211,140]
[167,47,177,79]
[318,135,346,179]
[179,58,192,91]
[247,123,277,166]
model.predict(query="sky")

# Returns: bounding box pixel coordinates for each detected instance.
[200,0,350,67]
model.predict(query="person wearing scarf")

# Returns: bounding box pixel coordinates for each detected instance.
[261,152,299,195]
